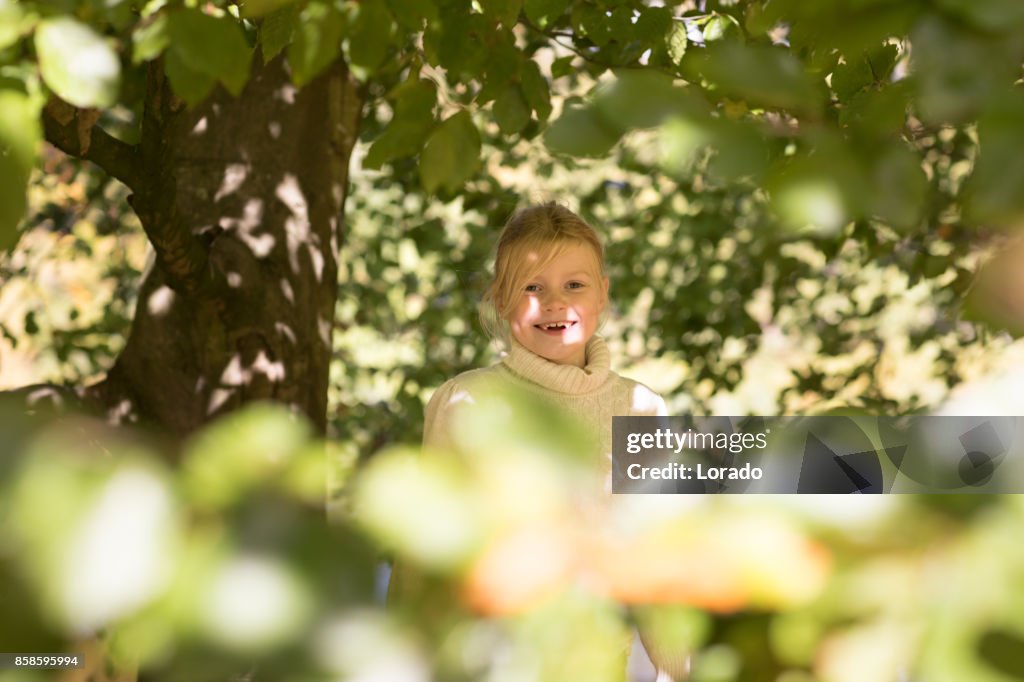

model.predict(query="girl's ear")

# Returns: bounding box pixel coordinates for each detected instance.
[600,276,610,310]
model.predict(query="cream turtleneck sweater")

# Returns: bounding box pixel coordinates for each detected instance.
[423,335,667,475]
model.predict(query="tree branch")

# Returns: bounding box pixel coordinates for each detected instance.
[42,98,142,192]
[127,60,215,299]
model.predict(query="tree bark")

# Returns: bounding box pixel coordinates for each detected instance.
[78,55,363,439]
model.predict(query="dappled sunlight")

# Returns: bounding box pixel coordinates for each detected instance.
[214,163,248,202]
[276,173,325,282]
[145,283,175,316]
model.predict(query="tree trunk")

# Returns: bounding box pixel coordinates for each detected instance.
[84,56,363,438]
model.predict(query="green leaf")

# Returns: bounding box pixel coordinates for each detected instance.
[0,0,37,50]
[164,46,216,107]
[259,4,298,63]
[384,0,437,31]
[594,70,703,130]
[240,0,301,18]
[766,140,868,236]
[35,17,120,108]
[684,42,822,116]
[493,84,530,134]
[481,0,521,27]
[608,6,633,39]
[167,9,253,96]
[551,55,574,79]
[935,0,1024,33]
[132,13,170,64]
[666,22,687,65]
[868,144,926,230]
[520,59,551,122]
[830,57,873,103]
[577,5,611,46]
[962,91,1024,228]
[348,0,395,73]
[524,0,568,28]
[287,0,345,86]
[364,78,437,169]
[543,105,621,158]
[702,13,739,42]
[634,6,672,43]
[484,29,518,85]
[839,84,907,137]
[865,43,899,82]
[743,0,773,36]
[419,110,481,194]
[0,88,40,252]
[423,12,481,78]
[910,16,1015,125]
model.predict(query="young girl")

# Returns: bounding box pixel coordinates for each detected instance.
[423,202,667,475]
[418,202,681,680]
[388,203,679,678]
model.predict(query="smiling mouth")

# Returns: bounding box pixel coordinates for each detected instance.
[535,321,578,332]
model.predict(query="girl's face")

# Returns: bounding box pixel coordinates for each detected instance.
[505,242,608,368]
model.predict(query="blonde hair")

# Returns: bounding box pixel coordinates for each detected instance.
[480,202,606,341]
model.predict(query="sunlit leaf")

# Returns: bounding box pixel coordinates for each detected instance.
[0,0,37,49]
[288,0,345,86]
[702,13,740,42]
[35,17,120,108]
[182,403,313,509]
[666,21,687,65]
[419,110,481,194]
[353,447,483,569]
[132,13,170,64]
[7,428,179,633]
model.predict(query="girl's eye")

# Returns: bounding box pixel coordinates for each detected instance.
[524,284,541,293]
[567,281,585,290]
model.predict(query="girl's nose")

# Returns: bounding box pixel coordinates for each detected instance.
[543,290,567,310]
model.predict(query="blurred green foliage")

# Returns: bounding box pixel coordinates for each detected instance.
[5,396,1024,681]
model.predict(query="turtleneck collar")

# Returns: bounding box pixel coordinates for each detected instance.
[502,335,611,395]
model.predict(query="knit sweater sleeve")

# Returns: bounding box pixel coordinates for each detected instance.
[423,378,457,449]
[423,375,481,450]
[625,381,669,418]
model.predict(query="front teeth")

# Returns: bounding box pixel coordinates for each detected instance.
[541,322,572,330]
